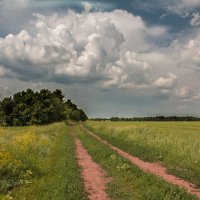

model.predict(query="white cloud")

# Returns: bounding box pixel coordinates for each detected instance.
[104,10,167,52]
[0,9,168,89]
[175,86,193,102]
[134,0,200,25]
[153,73,177,89]
[0,5,200,103]
[190,12,200,26]
[164,0,200,26]
[176,86,191,98]
[169,31,200,71]
[103,51,151,88]
[161,0,200,17]
[1,1,200,116]
[82,1,93,13]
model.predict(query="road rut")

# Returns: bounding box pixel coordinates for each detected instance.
[75,139,112,200]
[82,126,200,199]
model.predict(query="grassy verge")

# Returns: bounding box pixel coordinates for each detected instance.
[77,125,197,200]
[0,123,87,200]
[85,121,200,187]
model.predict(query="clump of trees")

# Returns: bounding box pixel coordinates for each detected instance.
[0,89,88,126]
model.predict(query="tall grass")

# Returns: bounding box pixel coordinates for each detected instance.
[0,123,87,200]
[85,121,200,187]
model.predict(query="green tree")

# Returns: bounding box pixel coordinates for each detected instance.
[0,89,88,126]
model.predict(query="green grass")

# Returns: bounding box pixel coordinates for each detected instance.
[86,121,200,186]
[0,123,87,200]
[77,125,197,200]
[85,121,200,187]
[1,121,199,199]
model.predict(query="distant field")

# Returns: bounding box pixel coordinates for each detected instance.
[85,121,200,187]
[0,123,87,200]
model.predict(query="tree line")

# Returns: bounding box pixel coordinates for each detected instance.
[0,89,88,126]
[110,116,200,121]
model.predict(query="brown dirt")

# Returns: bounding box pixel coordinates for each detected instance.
[75,139,112,200]
[82,126,200,199]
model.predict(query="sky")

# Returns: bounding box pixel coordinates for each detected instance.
[1,0,200,118]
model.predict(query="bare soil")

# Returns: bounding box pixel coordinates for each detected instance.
[75,139,112,200]
[83,127,200,199]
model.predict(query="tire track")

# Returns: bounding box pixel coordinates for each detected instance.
[82,126,200,199]
[75,139,112,200]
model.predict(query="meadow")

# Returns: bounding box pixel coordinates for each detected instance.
[0,123,87,200]
[0,121,199,199]
[85,121,200,187]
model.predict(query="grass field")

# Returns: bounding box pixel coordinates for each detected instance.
[77,125,197,200]
[0,121,199,199]
[85,121,200,187]
[0,123,87,200]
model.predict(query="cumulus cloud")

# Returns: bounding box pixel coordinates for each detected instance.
[153,73,177,89]
[163,0,200,26]
[159,0,200,28]
[190,12,200,26]
[1,1,200,116]
[152,73,178,96]
[175,86,193,102]
[82,1,93,13]
[103,51,151,88]
[168,31,200,71]
[0,8,169,89]
[0,2,199,102]
[105,10,167,51]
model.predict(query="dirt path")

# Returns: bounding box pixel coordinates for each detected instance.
[82,126,200,199]
[75,139,112,200]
